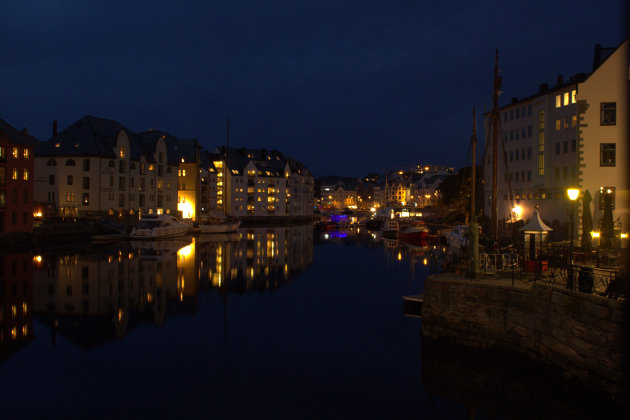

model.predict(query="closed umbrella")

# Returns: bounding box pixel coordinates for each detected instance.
[581,190,593,252]
[600,193,614,249]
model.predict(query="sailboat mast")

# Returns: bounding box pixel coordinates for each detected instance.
[471,108,477,219]
[225,117,230,217]
[491,49,501,241]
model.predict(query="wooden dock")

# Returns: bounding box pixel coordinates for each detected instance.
[402,293,423,318]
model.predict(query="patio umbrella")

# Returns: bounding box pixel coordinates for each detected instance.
[581,190,593,252]
[600,193,614,249]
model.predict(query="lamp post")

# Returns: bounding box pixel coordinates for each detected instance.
[567,188,580,288]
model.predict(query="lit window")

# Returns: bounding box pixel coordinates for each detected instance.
[119,147,125,158]
[600,143,616,167]
[555,95,561,108]
[12,168,18,180]
[23,168,29,181]
[563,92,569,106]
[23,148,30,159]
[12,147,18,158]
[571,90,576,103]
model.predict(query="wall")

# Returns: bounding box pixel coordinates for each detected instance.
[421,275,626,396]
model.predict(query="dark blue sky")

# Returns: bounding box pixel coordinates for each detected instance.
[1,1,625,177]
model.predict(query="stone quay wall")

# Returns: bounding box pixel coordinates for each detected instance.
[421,275,626,396]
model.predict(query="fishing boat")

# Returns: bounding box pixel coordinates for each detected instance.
[381,219,400,235]
[130,214,191,239]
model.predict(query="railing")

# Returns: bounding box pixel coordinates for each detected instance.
[480,252,520,272]
[541,263,626,300]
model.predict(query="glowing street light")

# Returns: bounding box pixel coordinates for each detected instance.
[567,187,580,287]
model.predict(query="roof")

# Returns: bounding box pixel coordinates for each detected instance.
[35,115,135,158]
[520,211,553,232]
[0,118,40,147]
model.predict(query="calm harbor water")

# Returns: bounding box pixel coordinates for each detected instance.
[0,224,613,419]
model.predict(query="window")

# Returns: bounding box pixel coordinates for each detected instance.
[571,115,577,128]
[109,176,114,187]
[601,102,616,125]
[82,177,90,189]
[119,194,125,207]
[0,168,4,185]
[600,143,616,166]
[563,141,568,154]
[47,159,56,166]
[555,120,561,131]
[0,191,5,209]
[555,95,561,108]
[563,117,569,129]
[49,174,55,185]
[599,187,616,210]
[527,148,532,159]
[67,175,73,185]
[571,90,576,103]
[65,159,76,166]
[504,112,508,122]
[556,143,560,155]
[12,168,17,180]
[563,92,569,106]
[0,146,5,162]
[66,192,74,202]
[527,171,531,182]
[23,148,30,159]
[119,147,125,158]
[516,108,520,118]
[22,169,29,181]
[83,159,90,171]
[12,147,19,159]
[571,139,576,152]
[510,151,513,161]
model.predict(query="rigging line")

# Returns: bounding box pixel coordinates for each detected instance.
[498,117,516,218]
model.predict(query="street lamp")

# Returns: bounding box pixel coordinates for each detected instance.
[567,188,580,288]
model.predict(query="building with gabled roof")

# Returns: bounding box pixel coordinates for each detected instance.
[34,116,178,223]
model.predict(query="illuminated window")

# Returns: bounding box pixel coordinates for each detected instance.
[22,325,28,336]
[12,305,17,318]
[555,120,561,131]
[0,146,5,161]
[563,92,569,106]
[571,90,576,103]
[571,115,577,127]
[23,148,30,159]
[555,95,561,108]
[600,143,616,166]
[119,147,125,158]
[23,169,29,181]
[12,168,18,180]
[12,147,18,158]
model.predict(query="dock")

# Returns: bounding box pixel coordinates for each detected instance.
[402,293,423,318]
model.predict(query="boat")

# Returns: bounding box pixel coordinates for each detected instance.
[199,217,240,234]
[397,221,429,242]
[91,232,129,242]
[130,214,191,240]
[381,219,400,235]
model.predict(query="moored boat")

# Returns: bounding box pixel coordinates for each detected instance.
[130,214,191,240]
[199,217,240,234]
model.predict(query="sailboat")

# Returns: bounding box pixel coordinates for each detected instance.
[199,118,240,234]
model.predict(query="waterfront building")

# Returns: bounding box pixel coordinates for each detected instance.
[578,40,628,240]
[483,40,628,237]
[34,116,179,223]
[206,147,314,219]
[0,119,39,234]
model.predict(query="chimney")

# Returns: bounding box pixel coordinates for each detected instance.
[22,127,28,135]
[556,74,563,85]
[53,120,58,137]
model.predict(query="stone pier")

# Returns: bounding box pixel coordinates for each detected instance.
[421,274,627,397]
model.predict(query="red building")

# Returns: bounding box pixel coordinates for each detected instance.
[0,119,39,233]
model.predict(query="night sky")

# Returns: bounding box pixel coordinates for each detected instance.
[1,1,625,177]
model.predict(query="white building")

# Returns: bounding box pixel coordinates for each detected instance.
[34,116,178,223]
[483,40,627,237]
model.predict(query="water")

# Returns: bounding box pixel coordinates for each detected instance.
[0,225,614,419]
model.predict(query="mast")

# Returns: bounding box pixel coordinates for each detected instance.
[470,107,480,276]
[224,117,230,217]
[491,49,501,241]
